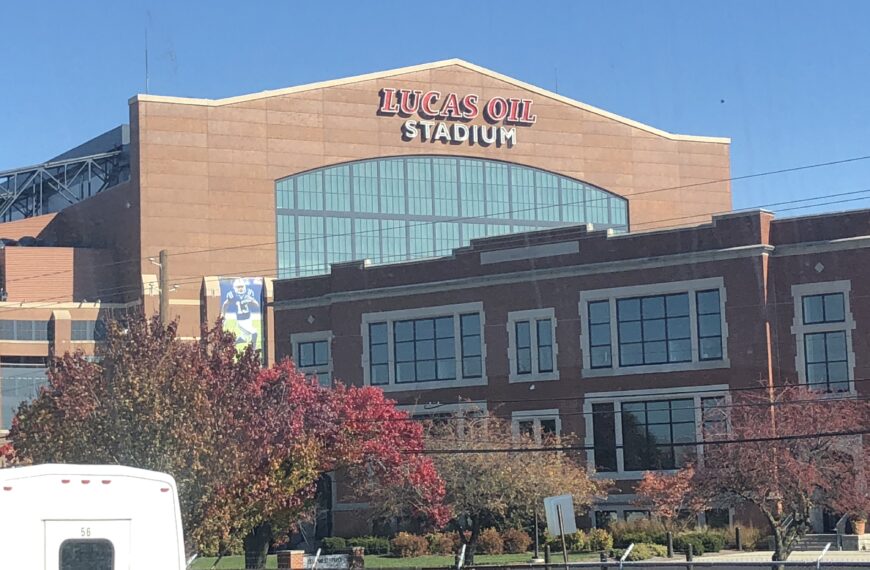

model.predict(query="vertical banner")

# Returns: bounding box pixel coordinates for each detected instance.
[219,277,264,357]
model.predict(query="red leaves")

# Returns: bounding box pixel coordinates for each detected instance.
[635,466,701,525]
[8,314,446,554]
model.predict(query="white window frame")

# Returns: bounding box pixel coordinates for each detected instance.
[511,408,561,443]
[399,401,488,438]
[361,302,487,391]
[291,330,332,387]
[507,308,559,383]
[582,385,730,480]
[579,277,730,377]
[791,281,856,394]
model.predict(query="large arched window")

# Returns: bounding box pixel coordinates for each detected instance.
[275,156,628,278]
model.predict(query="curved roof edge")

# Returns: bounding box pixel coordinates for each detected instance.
[129,59,730,144]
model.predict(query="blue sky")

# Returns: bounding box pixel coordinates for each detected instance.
[2,0,870,214]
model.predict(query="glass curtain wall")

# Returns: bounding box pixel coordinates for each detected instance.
[276,156,628,278]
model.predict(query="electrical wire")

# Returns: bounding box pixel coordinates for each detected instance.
[3,183,870,319]
[3,153,870,291]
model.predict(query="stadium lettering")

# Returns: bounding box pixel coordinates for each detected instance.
[379,88,534,147]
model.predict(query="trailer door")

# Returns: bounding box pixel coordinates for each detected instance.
[44,520,131,570]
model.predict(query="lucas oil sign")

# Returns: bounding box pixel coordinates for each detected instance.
[378,88,536,148]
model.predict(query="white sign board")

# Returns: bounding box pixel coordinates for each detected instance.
[543,494,577,536]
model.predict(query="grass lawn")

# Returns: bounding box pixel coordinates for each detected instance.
[191,552,601,569]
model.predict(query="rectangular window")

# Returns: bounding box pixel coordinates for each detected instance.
[512,411,560,443]
[71,321,106,341]
[582,279,727,376]
[364,305,484,389]
[804,331,849,392]
[592,403,617,472]
[355,218,380,264]
[294,337,330,387]
[352,161,379,213]
[298,340,328,368]
[460,313,482,378]
[433,158,458,216]
[324,165,350,211]
[296,171,323,211]
[588,301,612,369]
[537,319,554,373]
[381,220,407,263]
[484,162,510,218]
[617,293,691,366]
[406,158,433,216]
[508,310,558,381]
[297,215,325,277]
[516,321,532,374]
[621,399,696,471]
[802,293,845,325]
[535,171,560,221]
[696,290,723,360]
[369,323,389,386]
[793,284,853,393]
[394,317,456,383]
[701,396,728,440]
[0,320,49,341]
[380,158,405,215]
[325,217,353,267]
[459,159,485,218]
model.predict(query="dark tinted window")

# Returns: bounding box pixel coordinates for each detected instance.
[60,539,114,570]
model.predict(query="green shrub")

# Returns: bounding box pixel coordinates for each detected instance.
[390,532,428,558]
[477,528,504,555]
[699,530,727,553]
[567,530,589,553]
[588,528,614,552]
[502,529,532,554]
[321,537,347,553]
[425,532,457,555]
[610,543,667,561]
[610,519,668,547]
[673,535,705,556]
[347,536,390,555]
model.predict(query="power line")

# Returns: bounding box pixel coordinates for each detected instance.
[4,152,870,291]
[5,180,870,319]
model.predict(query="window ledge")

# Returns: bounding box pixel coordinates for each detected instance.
[582,358,730,378]
[376,376,488,392]
[509,371,560,383]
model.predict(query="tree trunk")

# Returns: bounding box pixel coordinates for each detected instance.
[465,518,482,565]
[244,523,274,569]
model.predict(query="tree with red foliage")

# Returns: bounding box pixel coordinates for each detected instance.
[634,466,703,530]
[8,315,446,569]
[686,386,869,561]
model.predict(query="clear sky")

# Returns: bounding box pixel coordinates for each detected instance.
[2,0,870,215]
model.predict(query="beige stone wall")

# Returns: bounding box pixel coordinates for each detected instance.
[133,62,731,294]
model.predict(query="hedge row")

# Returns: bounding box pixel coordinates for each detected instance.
[544,528,614,552]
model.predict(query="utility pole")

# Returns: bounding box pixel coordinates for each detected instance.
[158,249,169,325]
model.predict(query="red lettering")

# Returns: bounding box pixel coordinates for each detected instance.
[484,97,508,122]
[461,94,479,119]
[440,92,463,119]
[398,89,422,115]
[420,91,441,118]
[379,88,399,114]
[519,99,537,124]
[506,98,522,123]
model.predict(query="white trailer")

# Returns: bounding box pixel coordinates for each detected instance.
[0,463,186,570]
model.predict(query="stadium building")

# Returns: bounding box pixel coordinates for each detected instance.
[0,59,732,431]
